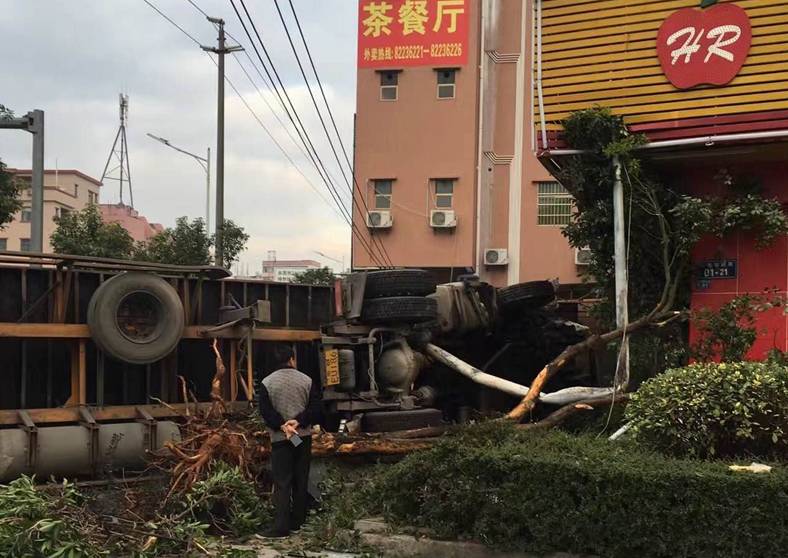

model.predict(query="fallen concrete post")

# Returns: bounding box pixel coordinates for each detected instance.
[424,343,614,406]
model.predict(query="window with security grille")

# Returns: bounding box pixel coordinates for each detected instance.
[372,179,393,209]
[433,179,454,208]
[379,71,399,101]
[537,181,573,226]
[436,69,456,99]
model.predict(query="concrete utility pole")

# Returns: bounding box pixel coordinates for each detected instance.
[1,110,44,252]
[612,155,630,390]
[202,17,242,268]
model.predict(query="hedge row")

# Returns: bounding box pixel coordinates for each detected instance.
[358,423,788,558]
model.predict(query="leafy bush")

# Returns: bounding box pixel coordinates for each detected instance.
[0,476,106,557]
[626,361,788,459]
[346,424,788,558]
[177,462,271,536]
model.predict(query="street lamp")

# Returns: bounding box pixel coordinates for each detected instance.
[147,133,211,235]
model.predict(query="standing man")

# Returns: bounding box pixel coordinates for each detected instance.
[258,344,321,538]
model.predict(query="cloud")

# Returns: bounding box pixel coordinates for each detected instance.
[0,0,357,273]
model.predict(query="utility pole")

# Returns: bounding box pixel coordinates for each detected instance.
[202,17,242,268]
[612,156,629,391]
[1,110,44,252]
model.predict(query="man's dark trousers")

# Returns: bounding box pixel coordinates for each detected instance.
[271,435,312,533]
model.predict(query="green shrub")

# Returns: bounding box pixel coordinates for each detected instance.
[178,462,271,536]
[0,476,107,557]
[626,361,788,458]
[351,424,788,558]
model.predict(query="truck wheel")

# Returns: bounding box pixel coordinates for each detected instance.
[361,296,438,324]
[87,272,184,365]
[497,281,555,311]
[363,408,444,432]
[364,269,437,299]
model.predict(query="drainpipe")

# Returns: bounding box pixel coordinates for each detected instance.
[612,155,629,390]
[535,0,548,151]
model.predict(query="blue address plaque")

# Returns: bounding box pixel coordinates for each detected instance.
[698,259,737,280]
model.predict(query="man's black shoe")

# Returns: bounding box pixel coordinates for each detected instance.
[260,528,289,538]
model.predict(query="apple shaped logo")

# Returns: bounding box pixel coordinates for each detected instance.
[657,3,752,90]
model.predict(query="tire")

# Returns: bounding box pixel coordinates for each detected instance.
[87,272,185,365]
[364,269,437,299]
[497,281,556,310]
[363,408,444,432]
[361,296,438,324]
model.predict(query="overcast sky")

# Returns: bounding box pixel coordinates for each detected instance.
[0,0,358,274]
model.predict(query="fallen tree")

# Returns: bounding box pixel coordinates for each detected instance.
[505,107,788,423]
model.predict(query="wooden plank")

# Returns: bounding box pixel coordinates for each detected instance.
[78,339,87,405]
[246,331,255,400]
[230,340,238,402]
[67,342,79,407]
[0,323,321,342]
[0,401,252,426]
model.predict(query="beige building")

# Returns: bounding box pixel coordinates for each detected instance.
[261,259,322,283]
[353,0,580,288]
[4,169,101,253]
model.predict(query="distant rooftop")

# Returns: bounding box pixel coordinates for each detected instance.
[6,168,103,186]
[262,259,321,267]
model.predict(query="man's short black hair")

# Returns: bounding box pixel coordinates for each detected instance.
[272,343,295,369]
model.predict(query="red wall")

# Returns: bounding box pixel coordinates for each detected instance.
[685,161,788,359]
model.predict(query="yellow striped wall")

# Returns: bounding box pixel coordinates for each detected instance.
[536,0,788,133]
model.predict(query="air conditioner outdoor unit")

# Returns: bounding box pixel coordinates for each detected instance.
[366,210,393,229]
[484,248,509,266]
[575,246,592,266]
[430,209,457,228]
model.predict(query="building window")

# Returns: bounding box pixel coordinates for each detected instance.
[74,184,79,197]
[379,71,399,101]
[54,207,71,220]
[372,179,393,209]
[88,191,98,205]
[436,69,456,99]
[433,179,454,208]
[20,208,31,223]
[537,181,573,226]
[20,238,31,252]
[0,239,7,251]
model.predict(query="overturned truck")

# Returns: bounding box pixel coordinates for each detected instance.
[321,269,602,432]
[0,254,599,481]
[0,252,331,481]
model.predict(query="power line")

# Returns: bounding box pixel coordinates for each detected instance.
[142,0,201,46]
[273,0,394,268]
[229,0,388,267]
[143,0,381,265]
[244,0,392,267]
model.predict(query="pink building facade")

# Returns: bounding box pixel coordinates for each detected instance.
[99,203,163,243]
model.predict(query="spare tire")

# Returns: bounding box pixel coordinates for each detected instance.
[364,269,437,299]
[87,272,185,365]
[497,281,556,310]
[361,296,438,324]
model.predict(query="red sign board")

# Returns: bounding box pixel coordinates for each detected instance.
[657,3,752,90]
[358,0,469,69]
